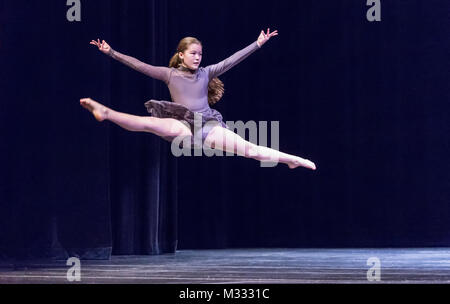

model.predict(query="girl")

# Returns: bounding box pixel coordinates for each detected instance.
[81,28,316,170]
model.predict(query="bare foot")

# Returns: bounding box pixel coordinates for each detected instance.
[80,98,109,121]
[287,157,316,170]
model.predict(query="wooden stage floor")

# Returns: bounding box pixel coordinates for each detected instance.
[1,248,450,284]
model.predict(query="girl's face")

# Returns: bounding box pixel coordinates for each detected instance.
[179,43,202,70]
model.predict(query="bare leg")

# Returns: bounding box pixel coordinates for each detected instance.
[204,125,316,170]
[79,97,192,138]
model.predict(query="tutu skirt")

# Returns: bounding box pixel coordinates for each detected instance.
[144,99,229,148]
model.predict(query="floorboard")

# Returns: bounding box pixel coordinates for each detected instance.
[1,248,449,284]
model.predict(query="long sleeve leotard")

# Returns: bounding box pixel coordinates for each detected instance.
[107,41,261,112]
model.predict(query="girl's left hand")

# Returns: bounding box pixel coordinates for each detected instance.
[257,28,278,47]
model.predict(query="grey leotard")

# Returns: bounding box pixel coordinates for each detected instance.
[107,40,261,145]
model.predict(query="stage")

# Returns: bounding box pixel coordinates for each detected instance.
[1,248,449,284]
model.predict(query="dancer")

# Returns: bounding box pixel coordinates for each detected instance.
[81,28,316,170]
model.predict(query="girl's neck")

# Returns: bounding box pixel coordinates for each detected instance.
[179,64,197,73]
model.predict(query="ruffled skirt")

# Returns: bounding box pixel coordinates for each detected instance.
[144,99,229,148]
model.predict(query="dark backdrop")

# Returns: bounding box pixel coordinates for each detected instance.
[0,0,449,260]
[173,0,450,248]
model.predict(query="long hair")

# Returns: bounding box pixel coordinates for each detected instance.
[169,37,224,106]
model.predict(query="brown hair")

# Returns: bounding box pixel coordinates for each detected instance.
[169,37,224,106]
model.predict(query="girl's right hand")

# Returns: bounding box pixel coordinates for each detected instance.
[90,38,111,54]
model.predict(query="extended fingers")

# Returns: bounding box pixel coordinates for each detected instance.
[261,28,278,39]
[90,39,102,48]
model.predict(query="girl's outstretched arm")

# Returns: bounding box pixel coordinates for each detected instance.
[90,38,171,84]
[205,28,278,80]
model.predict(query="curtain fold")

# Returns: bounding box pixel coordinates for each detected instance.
[0,0,177,261]
[108,0,177,255]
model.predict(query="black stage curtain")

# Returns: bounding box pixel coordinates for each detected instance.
[0,0,177,260]
[108,1,177,255]
[170,1,450,249]
[1,0,450,259]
